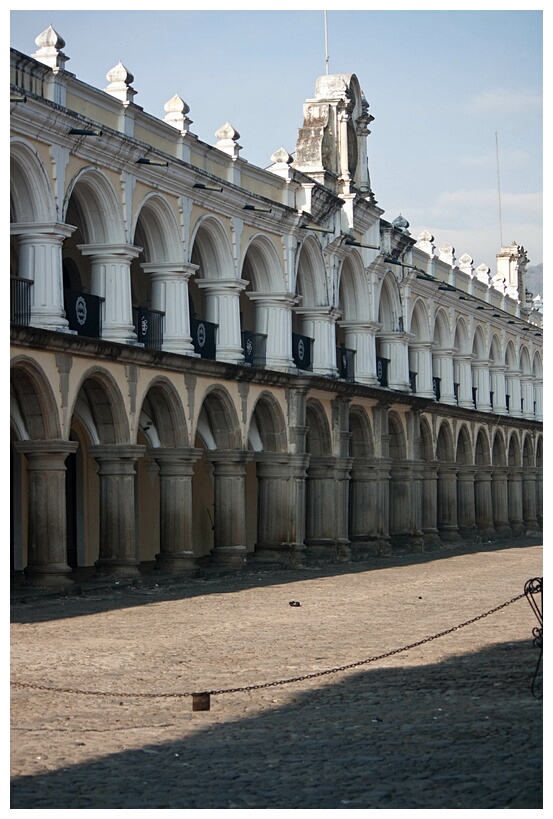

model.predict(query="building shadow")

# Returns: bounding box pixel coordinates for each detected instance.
[10,639,542,809]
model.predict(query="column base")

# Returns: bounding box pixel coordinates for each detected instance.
[349,536,380,561]
[508,522,526,537]
[438,527,463,544]
[390,532,424,553]
[477,524,497,541]
[422,530,444,551]
[304,539,351,565]
[250,543,306,569]
[494,523,513,539]
[94,558,141,578]
[155,551,199,574]
[24,564,73,588]
[458,525,482,544]
[210,545,248,568]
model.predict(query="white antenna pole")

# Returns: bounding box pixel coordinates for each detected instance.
[324,11,329,75]
[495,131,504,249]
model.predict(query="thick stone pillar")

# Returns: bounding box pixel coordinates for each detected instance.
[13,224,75,331]
[520,375,534,419]
[522,469,539,531]
[421,463,443,550]
[152,447,202,572]
[506,370,523,418]
[389,462,424,552]
[454,354,475,409]
[348,459,381,559]
[507,467,526,536]
[409,342,435,398]
[13,440,78,587]
[295,307,340,377]
[436,464,462,543]
[377,333,411,391]
[89,444,146,577]
[246,292,297,371]
[206,450,253,567]
[143,262,197,355]
[473,364,492,413]
[252,452,309,567]
[432,350,457,405]
[339,322,379,386]
[79,243,140,344]
[305,456,352,563]
[536,464,543,529]
[197,278,247,364]
[374,459,392,554]
[474,467,495,540]
[490,365,508,414]
[456,466,480,543]
[491,466,512,537]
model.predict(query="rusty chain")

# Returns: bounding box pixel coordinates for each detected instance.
[11,591,526,700]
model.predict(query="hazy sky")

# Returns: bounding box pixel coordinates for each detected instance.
[10,5,543,270]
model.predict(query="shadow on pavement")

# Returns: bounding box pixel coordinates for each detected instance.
[10,639,542,809]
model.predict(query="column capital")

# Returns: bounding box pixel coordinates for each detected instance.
[196,278,249,295]
[89,444,146,464]
[13,439,78,459]
[77,242,142,261]
[11,221,76,240]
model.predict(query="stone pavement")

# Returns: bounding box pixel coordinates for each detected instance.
[10,538,543,810]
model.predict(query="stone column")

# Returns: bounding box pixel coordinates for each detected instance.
[13,440,78,587]
[295,307,341,377]
[206,450,253,567]
[421,463,443,550]
[246,292,298,371]
[348,459,381,559]
[491,466,512,537]
[89,444,146,577]
[389,462,424,552]
[197,278,247,364]
[507,466,526,536]
[377,333,411,391]
[520,375,534,419]
[454,354,475,409]
[13,224,75,331]
[474,467,495,540]
[252,452,309,567]
[436,464,462,543]
[490,365,508,414]
[374,459,392,555]
[536,464,543,529]
[152,447,202,572]
[79,243,140,344]
[506,370,523,418]
[143,262,198,355]
[409,342,435,398]
[456,466,480,543]
[533,379,543,422]
[473,363,492,412]
[432,350,457,405]
[522,468,539,531]
[305,456,352,563]
[339,321,380,386]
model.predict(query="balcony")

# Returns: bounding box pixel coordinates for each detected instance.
[409,370,417,393]
[376,356,389,387]
[433,376,441,401]
[134,305,164,351]
[292,332,313,371]
[336,346,355,381]
[10,277,33,326]
[65,290,103,338]
[191,318,217,360]
[242,331,267,367]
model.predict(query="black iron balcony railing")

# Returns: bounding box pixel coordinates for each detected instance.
[376,356,389,387]
[472,387,478,409]
[409,370,417,393]
[336,345,355,381]
[10,276,33,326]
[191,318,217,360]
[433,376,441,401]
[454,383,460,404]
[242,330,267,367]
[292,332,313,371]
[65,290,103,338]
[134,305,164,351]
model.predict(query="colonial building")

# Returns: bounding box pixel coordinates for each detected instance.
[10,27,543,587]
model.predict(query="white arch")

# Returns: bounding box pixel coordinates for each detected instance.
[190,214,235,278]
[10,137,56,224]
[132,192,183,262]
[242,233,286,292]
[63,166,126,245]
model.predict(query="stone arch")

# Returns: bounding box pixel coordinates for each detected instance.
[520,345,532,375]
[137,377,189,448]
[522,433,534,467]
[295,236,328,308]
[409,298,431,341]
[491,430,507,466]
[532,349,543,379]
[454,316,471,354]
[248,392,288,453]
[472,324,487,359]
[433,308,452,348]
[377,272,401,332]
[63,167,125,245]
[240,234,287,358]
[338,251,371,322]
[456,424,473,464]
[474,427,491,465]
[419,416,434,460]
[196,386,241,451]
[69,368,130,445]
[241,234,286,293]
[436,421,455,462]
[10,357,61,440]
[305,399,332,456]
[348,405,374,458]
[507,432,521,467]
[189,215,234,280]
[388,412,406,460]
[10,138,56,224]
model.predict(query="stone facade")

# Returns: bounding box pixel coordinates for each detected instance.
[10,28,543,586]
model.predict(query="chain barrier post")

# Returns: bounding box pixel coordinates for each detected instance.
[524,577,543,698]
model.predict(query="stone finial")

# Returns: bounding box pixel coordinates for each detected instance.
[458,253,474,277]
[215,122,241,158]
[392,214,410,233]
[438,242,455,267]
[32,25,69,70]
[416,229,435,256]
[270,147,293,166]
[163,93,192,132]
[475,263,491,286]
[104,62,137,103]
